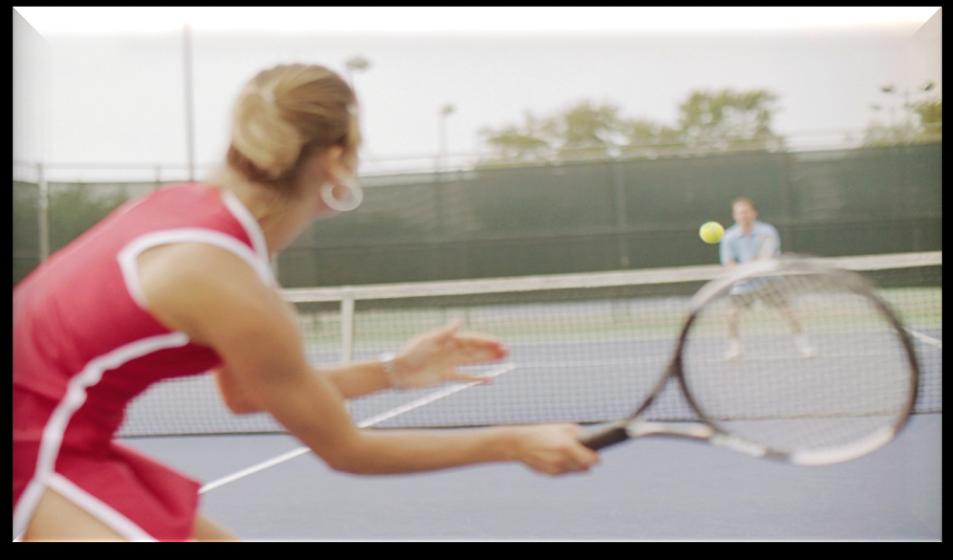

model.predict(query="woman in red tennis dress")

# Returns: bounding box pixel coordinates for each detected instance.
[13,64,599,541]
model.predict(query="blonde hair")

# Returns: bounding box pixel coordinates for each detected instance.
[227,64,359,187]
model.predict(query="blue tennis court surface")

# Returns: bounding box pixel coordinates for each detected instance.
[121,413,940,540]
[115,257,941,540]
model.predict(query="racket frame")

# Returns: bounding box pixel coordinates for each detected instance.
[581,256,920,465]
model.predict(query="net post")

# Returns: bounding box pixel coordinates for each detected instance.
[340,291,356,363]
[37,162,50,262]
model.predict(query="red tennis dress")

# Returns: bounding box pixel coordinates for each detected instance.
[13,183,274,541]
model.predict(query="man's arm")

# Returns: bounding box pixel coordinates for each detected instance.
[719,233,737,266]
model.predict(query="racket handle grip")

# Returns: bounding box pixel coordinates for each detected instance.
[580,420,630,450]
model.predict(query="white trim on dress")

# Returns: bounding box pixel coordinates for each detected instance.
[117,228,273,311]
[13,332,190,540]
[221,190,272,276]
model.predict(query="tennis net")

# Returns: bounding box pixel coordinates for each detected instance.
[118,251,941,437]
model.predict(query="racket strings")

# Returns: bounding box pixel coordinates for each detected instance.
[681,267,914,453]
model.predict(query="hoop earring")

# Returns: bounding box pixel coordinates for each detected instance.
[320,177,364,212]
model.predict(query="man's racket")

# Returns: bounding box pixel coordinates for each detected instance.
[757,234,779,259]
[581,256,919,465]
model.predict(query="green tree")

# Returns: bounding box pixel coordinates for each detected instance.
[863,82,941,146]
[13,182,40,284]
[675,89,784,151]
[621,118,683,153]
[913,99,942,135]
[479,101,666,165]
[12,183,129,283]
[48,185,128,249]
[478,110,555,165]
[548,100,628,159]
[477,88,785,165]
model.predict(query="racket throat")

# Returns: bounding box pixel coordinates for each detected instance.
[630,422,771,458]
[628,421,715,441]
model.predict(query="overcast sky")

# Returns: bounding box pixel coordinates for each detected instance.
[13,7,942,179]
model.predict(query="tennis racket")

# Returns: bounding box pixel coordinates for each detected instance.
[757,234,779,259]
[580,255,919,465]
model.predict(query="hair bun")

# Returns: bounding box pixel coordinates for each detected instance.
[227,64,358,185]
[230,86,304,179]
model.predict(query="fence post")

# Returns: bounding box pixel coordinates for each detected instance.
[779,152,795,251]
[611,159,630,269]
[37,162,50,262]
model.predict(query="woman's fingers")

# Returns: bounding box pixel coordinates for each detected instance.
[450,333,509,361]
[434,320,463,342]
[442,369,494,385]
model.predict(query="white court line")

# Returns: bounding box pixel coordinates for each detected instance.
[905,328,942,349]
[199,363,516,494]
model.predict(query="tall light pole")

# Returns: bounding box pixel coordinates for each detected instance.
[344,55,371,88]
[344,56,372,174]
[183,23,196,182]
[438,103,455,172]
[434,104,455,242]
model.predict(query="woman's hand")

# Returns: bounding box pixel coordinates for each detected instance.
[508,424,600,475]
[387,320,509,389]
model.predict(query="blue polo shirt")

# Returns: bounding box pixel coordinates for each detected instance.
[720,221,781,265]
[720,221,781,295]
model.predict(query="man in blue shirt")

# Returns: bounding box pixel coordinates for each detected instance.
[719,197,815,360]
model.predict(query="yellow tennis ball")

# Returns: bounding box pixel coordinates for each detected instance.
[699,221,724,244]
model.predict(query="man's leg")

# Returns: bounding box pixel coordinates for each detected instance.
[725,298,743,360]
[777,303,815,357]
